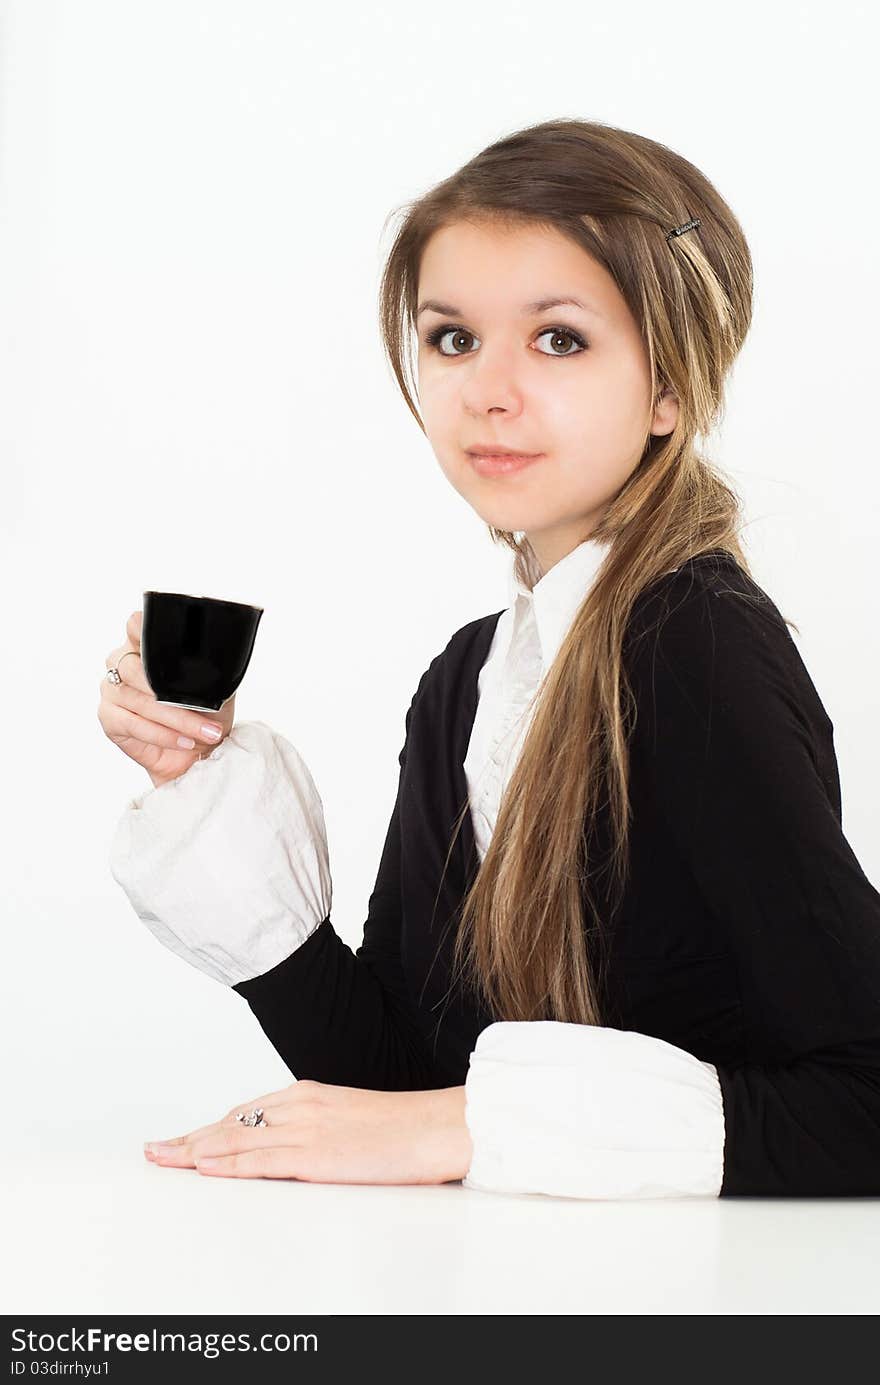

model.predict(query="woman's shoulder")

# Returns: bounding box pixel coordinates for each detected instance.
[635,546,781,611]
[624,549,790,660]
[408,606,506,717]
[623,549,836,739]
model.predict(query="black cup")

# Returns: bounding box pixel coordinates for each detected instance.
[141,590,264,713]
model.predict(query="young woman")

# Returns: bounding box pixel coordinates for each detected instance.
[102,118,880,1198]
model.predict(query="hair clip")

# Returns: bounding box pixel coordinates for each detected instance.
[666,216,701,241]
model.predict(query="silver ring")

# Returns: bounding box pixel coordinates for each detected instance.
[234,1108,268,1128]
[105,650,140,685]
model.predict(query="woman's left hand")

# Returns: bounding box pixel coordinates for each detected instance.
[143,1080,474,1185]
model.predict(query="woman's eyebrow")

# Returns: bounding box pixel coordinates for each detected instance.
[416,295,605,319]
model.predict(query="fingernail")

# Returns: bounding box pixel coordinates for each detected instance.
[200,724,223,742]
[177,735,196,749]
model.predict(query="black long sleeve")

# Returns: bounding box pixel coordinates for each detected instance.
[232,672,451,1091]
[623,565,880,1195]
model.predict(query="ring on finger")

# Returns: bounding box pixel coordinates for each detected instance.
[105,650,140,685]
[235,1108,268,1128]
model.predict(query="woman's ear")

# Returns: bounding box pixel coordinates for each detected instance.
[650,386,679,438]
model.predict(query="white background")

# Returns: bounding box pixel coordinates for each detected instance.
[1,0,878,1315]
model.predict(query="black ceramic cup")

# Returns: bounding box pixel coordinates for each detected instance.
[141,590,264,713]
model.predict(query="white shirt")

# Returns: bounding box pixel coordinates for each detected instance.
[464,535,611,863]
[108,536,724,1200]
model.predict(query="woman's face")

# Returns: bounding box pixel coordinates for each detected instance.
[415,218,678,573]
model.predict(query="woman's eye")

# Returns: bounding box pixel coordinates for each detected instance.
[423,324,587,356]
[534,327,587,356]
[424,326,477,356]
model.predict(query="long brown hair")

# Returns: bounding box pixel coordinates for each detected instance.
[377,117,772,1027]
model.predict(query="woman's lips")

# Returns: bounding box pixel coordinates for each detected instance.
[466,451,546,477]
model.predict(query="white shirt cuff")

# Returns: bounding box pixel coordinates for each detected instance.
[108,720,332,987]
[462,1020,725,1199]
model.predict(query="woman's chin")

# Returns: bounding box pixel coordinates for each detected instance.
[441,465,552,533]
[470,495,553,533]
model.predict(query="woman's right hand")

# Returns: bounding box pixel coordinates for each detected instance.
[99,610,237,789]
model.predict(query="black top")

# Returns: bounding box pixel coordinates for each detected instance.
[233,550,880,1197]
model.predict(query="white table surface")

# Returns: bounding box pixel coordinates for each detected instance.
[4,1133,880,1315]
